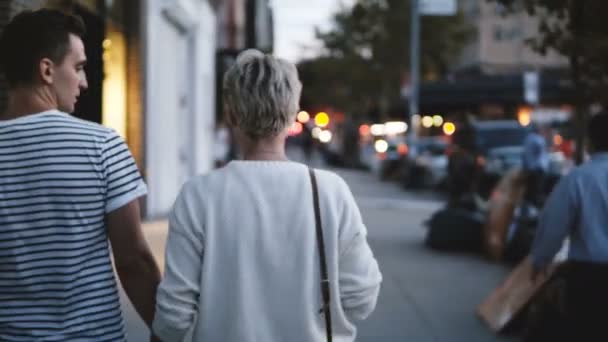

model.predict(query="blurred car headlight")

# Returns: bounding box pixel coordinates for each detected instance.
[375,139,389,153]
[318,130,332,143]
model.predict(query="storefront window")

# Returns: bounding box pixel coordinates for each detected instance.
[102,22,127,138]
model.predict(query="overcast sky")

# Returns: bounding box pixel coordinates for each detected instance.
[271,0,355,63]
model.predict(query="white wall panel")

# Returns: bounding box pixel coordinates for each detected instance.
[145,0,217,218]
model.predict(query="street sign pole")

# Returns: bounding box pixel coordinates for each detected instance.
[409,0,420,140]
[409,0,457,140]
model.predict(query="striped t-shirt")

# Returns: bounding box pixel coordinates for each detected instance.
[0,110,147,341]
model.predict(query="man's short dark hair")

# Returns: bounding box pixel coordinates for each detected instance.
[0,9,85,87]
[589,111,608,152]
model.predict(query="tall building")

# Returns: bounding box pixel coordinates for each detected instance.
[456,0,567,74]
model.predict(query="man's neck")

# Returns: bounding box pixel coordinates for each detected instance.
[1,86,57,120]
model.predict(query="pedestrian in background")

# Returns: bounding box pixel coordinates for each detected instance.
[529,112,608,340]
[0,9,160,341]
[447,116,477,209]
[521,124,549,210]
[152,49,382,342]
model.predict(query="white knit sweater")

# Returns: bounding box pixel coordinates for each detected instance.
[152,161,382,342]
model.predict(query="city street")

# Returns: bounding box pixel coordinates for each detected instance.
[0,2,602,342]
[121,149,516,342]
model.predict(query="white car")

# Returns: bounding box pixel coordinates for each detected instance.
[404,138,448,188]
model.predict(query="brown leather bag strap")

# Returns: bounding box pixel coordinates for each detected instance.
[309,167,332,342]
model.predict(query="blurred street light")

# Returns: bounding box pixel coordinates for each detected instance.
[319,130,332,143]
[385,121,408,135]
[359,124,371,137]
[297,111,310,123]
[314,112,330,127]
[397,143,409,155]
[288,122,303,136]
[370,124,386,136]
[422,116,434,128]
[432,115,443,127]
[518,107,532,126]
[374,139,389,153]
[311,127,322,139]
[554,134,564,146]
[443,122,456,136]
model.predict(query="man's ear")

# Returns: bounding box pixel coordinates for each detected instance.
[39,58,54,85]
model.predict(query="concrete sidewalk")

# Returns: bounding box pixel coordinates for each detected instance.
[319,166,514,342]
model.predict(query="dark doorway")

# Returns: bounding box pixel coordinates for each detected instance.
[73,5,104,124]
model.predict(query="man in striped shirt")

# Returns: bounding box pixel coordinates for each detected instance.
[0,9,161,341]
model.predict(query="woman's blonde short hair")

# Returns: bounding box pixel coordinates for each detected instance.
[223,49,302,139]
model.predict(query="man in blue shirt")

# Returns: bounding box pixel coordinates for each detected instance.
[522,124,549,209]
[531,112,608,339]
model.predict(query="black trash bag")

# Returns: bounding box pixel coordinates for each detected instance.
[504,205,538,265]
[425,208,485,253]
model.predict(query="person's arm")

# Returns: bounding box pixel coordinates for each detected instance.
[152,187,204,342]
[336,179,382,322]
[530,174,577,279]
[107,200,161,327]
[100,130,161,340]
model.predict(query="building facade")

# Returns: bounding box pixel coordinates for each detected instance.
[144,0,219,217]
[419,0,573,118]
[457,0,568,74]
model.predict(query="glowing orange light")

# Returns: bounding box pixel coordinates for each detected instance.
[288,122,303,136]
[397,143,409,155]
[518,107,532,126]
[359,124,370,136]
[554,134,563,146]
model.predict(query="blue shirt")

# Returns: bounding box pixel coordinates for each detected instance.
[522,132,549,172]
[532,153,608,268]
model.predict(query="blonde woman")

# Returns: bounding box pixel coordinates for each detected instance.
[152,49,382,342]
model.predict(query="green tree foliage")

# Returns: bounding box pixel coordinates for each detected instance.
[490,0,608,105]
[298,0,472,118]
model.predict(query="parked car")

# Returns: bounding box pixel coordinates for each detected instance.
[448,120,529,199]
[376,135,409,180]
[402,137,448,189]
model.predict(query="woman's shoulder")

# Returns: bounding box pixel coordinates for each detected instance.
[311,168,341,182]
[311,168,352,195]
[176,170,227,200]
